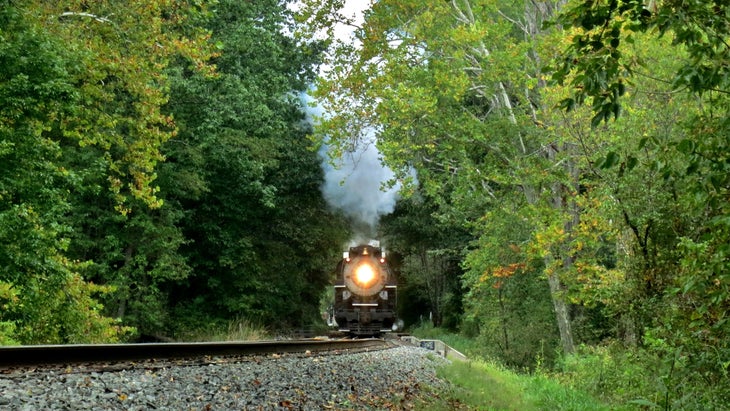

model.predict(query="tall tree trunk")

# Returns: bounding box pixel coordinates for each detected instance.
[546,141,579,355]
[546,256,575,354]
[452,0,577,355]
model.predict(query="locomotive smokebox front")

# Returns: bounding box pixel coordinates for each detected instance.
[342,248,388,296]
[333,242,398,336]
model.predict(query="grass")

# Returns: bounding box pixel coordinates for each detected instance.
[415,358,534,410]
[174,317,269,342]
[411,357,613,411]
[409,325,614,410]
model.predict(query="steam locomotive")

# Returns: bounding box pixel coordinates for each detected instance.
[332,242,399,336]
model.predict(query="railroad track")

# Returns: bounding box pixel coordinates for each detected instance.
[0,338,388,368]
[0,338,450,410]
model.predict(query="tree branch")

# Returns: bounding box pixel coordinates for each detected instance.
[59,12,113,24]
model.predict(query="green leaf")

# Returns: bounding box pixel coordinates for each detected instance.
[559,97,576,111]
[685,160,699,174]
[611,101,621,119]
[677,138,695,154]
[600,151,620,169]
[709,174,725,189]
[626,155,638,171]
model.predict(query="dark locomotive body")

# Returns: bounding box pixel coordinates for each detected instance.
[333,243,398,336]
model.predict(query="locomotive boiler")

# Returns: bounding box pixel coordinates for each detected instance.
[333,242,398,336]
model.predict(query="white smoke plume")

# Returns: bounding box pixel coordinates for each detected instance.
[301,93,400,235]
[297,1,402,236]
[319,135,400,232]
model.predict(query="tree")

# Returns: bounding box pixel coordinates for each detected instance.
[0,4,131,343]
[381,193,469,329]
[299,0,580,355]
[554,0,730,125]
[35,0,214,337]
[1,0,213,341]
[555,0,730,403]
[1,0,349,342]
[162,0,347,330]
[23,0,214,213]
[463,206,559,367]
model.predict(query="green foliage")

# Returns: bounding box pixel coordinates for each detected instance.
[0,4,131,343]
[555,342,729,410]
[522,372,614,411]
[556,345,660,408]
[381,193,469,329]
[412,328,725,410]
[0,11,725,410]
[300,0,588,358]
[462,207,561,368]
[554,20,730,399]
[16,272,135,344]
[7,0,214,339]
[0,282,20,345]
[554,0,730,125]
[161,0,347,331]
[0,0,341,343]
[303,4,729,404]
[410,328,612,411]
[19,0,215,213]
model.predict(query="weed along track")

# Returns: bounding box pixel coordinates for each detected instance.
[0,339,449,410]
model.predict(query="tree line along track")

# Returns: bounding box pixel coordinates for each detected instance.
[0,338,389,368]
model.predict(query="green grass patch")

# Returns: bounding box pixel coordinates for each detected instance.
[522,373,613,411]
[417,358,535,410]
[409,325,613,410]
[412,357,612,411]
[174,317,269,342]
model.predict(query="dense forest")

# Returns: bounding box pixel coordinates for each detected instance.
[1,0,728,408]
[0,0,351,343]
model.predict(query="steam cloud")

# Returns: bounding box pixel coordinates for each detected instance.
[298,2,402,239]
[319,136,400,234]
[302,93,400,235]
[301,93,401,240]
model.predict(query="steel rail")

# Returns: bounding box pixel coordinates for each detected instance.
[0,339,388,367]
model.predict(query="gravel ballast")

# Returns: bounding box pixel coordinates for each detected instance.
[0,344,449,410]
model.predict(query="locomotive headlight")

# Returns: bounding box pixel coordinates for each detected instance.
[354,263,376,287]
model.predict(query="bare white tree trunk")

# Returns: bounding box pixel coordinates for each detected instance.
[547,261,575,354]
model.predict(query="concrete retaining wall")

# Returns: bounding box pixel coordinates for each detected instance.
[400,335,468,361]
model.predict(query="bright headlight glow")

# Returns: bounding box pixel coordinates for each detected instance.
[354,263,376,286]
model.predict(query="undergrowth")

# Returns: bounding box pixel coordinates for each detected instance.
[410,324,613,410]
[174,317,269,342]
[554,343,729,410]
[409,325,728,410]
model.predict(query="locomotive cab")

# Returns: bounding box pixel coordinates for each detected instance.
[333,242,398,336]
